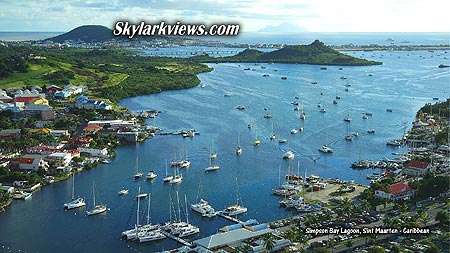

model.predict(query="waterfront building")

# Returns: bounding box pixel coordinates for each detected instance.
[46,152,72,167]
[19,154,49,171]
[404,160,431,176]
[375,181,414,202]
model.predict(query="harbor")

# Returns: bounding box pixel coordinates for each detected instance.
[0,48,449,253]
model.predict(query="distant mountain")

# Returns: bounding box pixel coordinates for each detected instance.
[46,25,114,43]
[258,22,308,33]
[206,40,382,66]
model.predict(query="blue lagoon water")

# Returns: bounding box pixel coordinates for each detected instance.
[0,48,449,253]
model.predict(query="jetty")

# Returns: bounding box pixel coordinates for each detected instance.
[216,211,242,224]
[159,230,193,247]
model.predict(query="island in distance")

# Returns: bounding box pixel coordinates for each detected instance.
[202,40,382,66]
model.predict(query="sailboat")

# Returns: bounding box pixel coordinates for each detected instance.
[122,188,157,240]
[163,160,173,182]
[344,108,351,122]
[64,173,86,210]
[204,154,220,172]
[253,128,260,146]
[283,141,295,160]
[270,122,276,140]
[345,121,353,141]
[318,125,333,153]
[191,176,216,217]
[170,167,183,184]
[138,194,166,243]
[236,132,243,155]
[209,139,217,160]
[134,143,143,180]
[86,181,107,216]
[300,102,306,120]
[222,177,247,216]
[164,192,200,237]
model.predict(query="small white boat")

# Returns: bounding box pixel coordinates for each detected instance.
[191,199,216,218]
[318,145,333,153]
[138,229,166,242]
[163,161,173,182]
[170,174,183,184]
[278,139,288,144]
[222,204,247,216]
[118,189,129,195]
[205,165,220,172]
[367,129,375,134]
[320,108,326,113]
[333,100,337,104]
[136,193,149,199]
[344,117,351,122]
[345,135,353,141]
[362,115,368,119]
[101,159,110,164]
[134,172,143,180]
[283,151,295,160]
[200,84,206,88]
[236,105,245,110]
[146,171,157,180]
[290,129,298,134]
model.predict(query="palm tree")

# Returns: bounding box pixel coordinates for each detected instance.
[345,240,354,250]
[240,244,252,253]
[262,233,275,252]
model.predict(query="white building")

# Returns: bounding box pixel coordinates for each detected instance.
[77,147,109,158]
[19,154,49,171]
[46,152,72,167]
[49,129,70,138]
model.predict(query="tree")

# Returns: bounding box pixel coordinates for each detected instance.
[345,240,354,250]
[240,244,252,253]
[368,246,385,253]
[312,247,331,253]
[417,209,430,226]
[262,233,275,252]
[435,210,449,226]
[391,244,400,253]
[425,243,439,253]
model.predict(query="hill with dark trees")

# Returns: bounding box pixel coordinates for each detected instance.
[205,40,382,66]
[47,25,114,43]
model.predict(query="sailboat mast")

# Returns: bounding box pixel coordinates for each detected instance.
[147,193,151,225]
[71,174,75,200]
[137,187,141,229]
[184,194,189,224]
[92,182,96,207]
[176,191,181,222]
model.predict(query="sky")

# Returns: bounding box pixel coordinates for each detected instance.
[0,0,449,33]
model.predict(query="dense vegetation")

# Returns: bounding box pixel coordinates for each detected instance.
[0,45,212,102]
[205,40,382,66]
[47,25,115,43]
[417,99,450,119]
[0,44,29,78]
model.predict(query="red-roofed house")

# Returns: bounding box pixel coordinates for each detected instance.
[83,125,101,134]
[19,154,49,171]
[404,160,431,177]
[375,182,414,202]
[45,85,62,95]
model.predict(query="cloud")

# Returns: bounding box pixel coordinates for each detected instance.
[0,0,449,32]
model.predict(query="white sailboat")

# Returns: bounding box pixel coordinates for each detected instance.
[236,132,243,155]
[253,128,260,146]
[134,143,143,180]
[222,178,247,216]
[138,194,166,243]
[170,167,183,184]
[209,139,217,160]
[204,155,220,172]
[318,124,333,153]
[191,176,216,217]
[146,171,157,180]
[86,181,107,216]
[270,122,276,140]
[64,173,86,210]
[300,102,306,120]
[163,160,173,182]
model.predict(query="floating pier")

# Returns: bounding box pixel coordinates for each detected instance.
[159,230,193,247]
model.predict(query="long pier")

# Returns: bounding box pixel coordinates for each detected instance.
[146,50,241,56]
[159,230,193,247]
[216,212,241,224]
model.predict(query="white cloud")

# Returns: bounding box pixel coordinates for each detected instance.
[0,0,449,32]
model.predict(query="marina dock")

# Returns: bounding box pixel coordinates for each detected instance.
[159,230,193,247]
[216,212,242,224]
